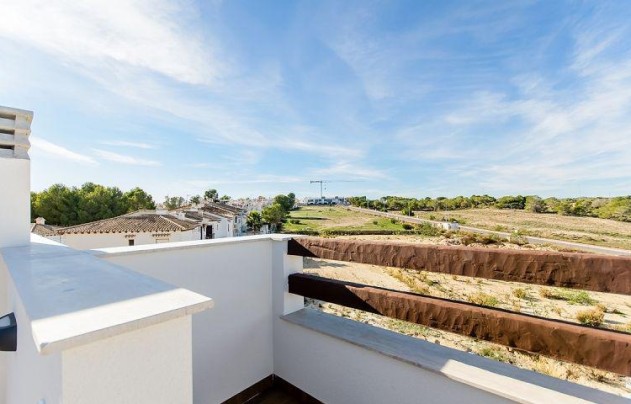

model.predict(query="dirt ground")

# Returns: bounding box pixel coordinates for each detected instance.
[302,235,631,396]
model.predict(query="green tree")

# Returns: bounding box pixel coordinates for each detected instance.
[274,193,296,212]
[262,203,287,231]
[596,196,631,221]
[204,189,218,201]
[220,195,231,203]
[31,184,80,226]
[123,187,156,211]
[524,196,545,213]
[246,211,263,231]
[189,195,201,205]
[163,195,185,210]
[495,195,526,210]
[76,183,127,223]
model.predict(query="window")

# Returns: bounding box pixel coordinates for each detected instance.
[128,239,135,246]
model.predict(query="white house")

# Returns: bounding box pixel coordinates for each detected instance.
[53,210,201,249]
[201,202,247,236]
[171,207,231,239]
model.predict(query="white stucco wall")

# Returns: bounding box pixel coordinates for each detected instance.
[58,229,200,250]
[0,158,30,248]
[5,275,63,404]
[274,320,508,404]
[0,257,7,400]
[100,237,276,403]
[63,316,192,404]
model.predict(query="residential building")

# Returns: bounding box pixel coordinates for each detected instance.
[201,201,247,236]
[171,207,231,239]
[53,210,201,249]
[30,217,60,238]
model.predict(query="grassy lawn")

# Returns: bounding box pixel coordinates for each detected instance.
[413,208,631,250]
[283,206,407,232]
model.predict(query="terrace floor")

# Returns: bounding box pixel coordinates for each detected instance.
[251,388,300,404]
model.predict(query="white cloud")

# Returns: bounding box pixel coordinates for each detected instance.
[30,138,97,165]
[92,149,161,166]
[312,162,389,180]
[0,0,217,85]
[99,140,158,149]
[185,175,303,187]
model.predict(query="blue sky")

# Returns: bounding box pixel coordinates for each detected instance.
[1,1,631,200]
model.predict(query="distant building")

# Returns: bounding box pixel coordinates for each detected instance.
[440,222,460,231]
[52,211,201,249]
[304,196,348,206]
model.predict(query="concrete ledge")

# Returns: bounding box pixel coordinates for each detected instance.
[282,309,628,404]
[91,233,298,257]
[1,239,213,354]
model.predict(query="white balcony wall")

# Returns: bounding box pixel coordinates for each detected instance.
[4,274,62,404]
[98,236,278,403]
[0,236,210,404]
[275,319,506,404]
[62,316,192,404]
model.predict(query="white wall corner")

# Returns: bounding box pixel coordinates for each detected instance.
[0,106,33,248]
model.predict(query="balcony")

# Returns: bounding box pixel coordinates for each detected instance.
[2,231,629,403]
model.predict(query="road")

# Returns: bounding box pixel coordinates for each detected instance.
[348,206,631,256]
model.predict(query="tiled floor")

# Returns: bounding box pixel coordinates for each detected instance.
[251,387,301,404]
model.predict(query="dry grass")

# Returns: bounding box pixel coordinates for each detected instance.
[414,208,631,250]
[576,308,605,326]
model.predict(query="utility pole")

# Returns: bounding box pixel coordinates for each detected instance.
[310,180,324,198]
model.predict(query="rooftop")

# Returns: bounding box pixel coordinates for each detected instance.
[55,210,199,234]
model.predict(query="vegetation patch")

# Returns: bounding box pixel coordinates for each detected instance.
[576,308,605,327]
[467,292,500,307]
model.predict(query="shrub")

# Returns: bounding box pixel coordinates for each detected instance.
[390,218,398,224]
[415,222,442,237]
[402,223,413,230]
[478,347,511,363]
[576,308,605,326]
[538,288,595,305]
[468,292,499,307]
[372,220,378,225]
[289,219,301,224]
[566,291,595,305]
[512,288,528,299]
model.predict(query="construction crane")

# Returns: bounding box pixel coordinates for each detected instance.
[310,179,361,198]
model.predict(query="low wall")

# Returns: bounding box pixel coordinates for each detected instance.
[99,236,279,403]
[275,317,508,404]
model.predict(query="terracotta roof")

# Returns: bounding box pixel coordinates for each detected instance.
[183,211,221,222]
[30,223,60,237]
[201,202,244,218]
[57,211,199,234]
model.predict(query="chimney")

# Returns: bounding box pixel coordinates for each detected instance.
[35,217,46,225]
[0,106,33,247]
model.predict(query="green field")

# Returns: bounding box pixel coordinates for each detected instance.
[284,206,408,232]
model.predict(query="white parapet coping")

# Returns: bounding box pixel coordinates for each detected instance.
[282,309,627,404]
[1,237,213,355]
[92,233,297,257]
